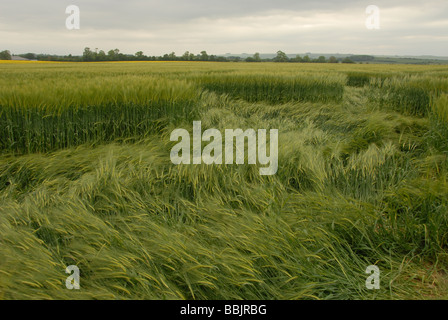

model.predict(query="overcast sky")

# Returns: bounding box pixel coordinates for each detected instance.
[1,0,447,56]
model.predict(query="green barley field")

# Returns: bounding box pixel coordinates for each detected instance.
[1,61,447,299]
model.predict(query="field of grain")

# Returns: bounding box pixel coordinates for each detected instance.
[0,61,447,299]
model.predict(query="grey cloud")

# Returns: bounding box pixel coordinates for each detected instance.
[0,0,447,56]
[0,0,396,29]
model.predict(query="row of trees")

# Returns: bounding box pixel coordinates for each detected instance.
[1,48,361,64]
[269,51,356,63]
[82,48,356,63]
[81,48,232,62]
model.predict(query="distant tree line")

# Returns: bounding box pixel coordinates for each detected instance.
[0,48,369,64]
[80,48,232,62]
[268,51,357,64]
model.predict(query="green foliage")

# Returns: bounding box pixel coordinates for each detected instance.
[431,94,448,124]
[274,50,289,62]
[0,50,12,60]
[328,56,338,64]
[196,73,345,104]
[1,61,448,300]
[346,72,371,87]
[0,74,199,153]
[369,75,448,116]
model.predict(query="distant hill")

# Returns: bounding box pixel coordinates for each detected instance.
[221,53,448,64]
